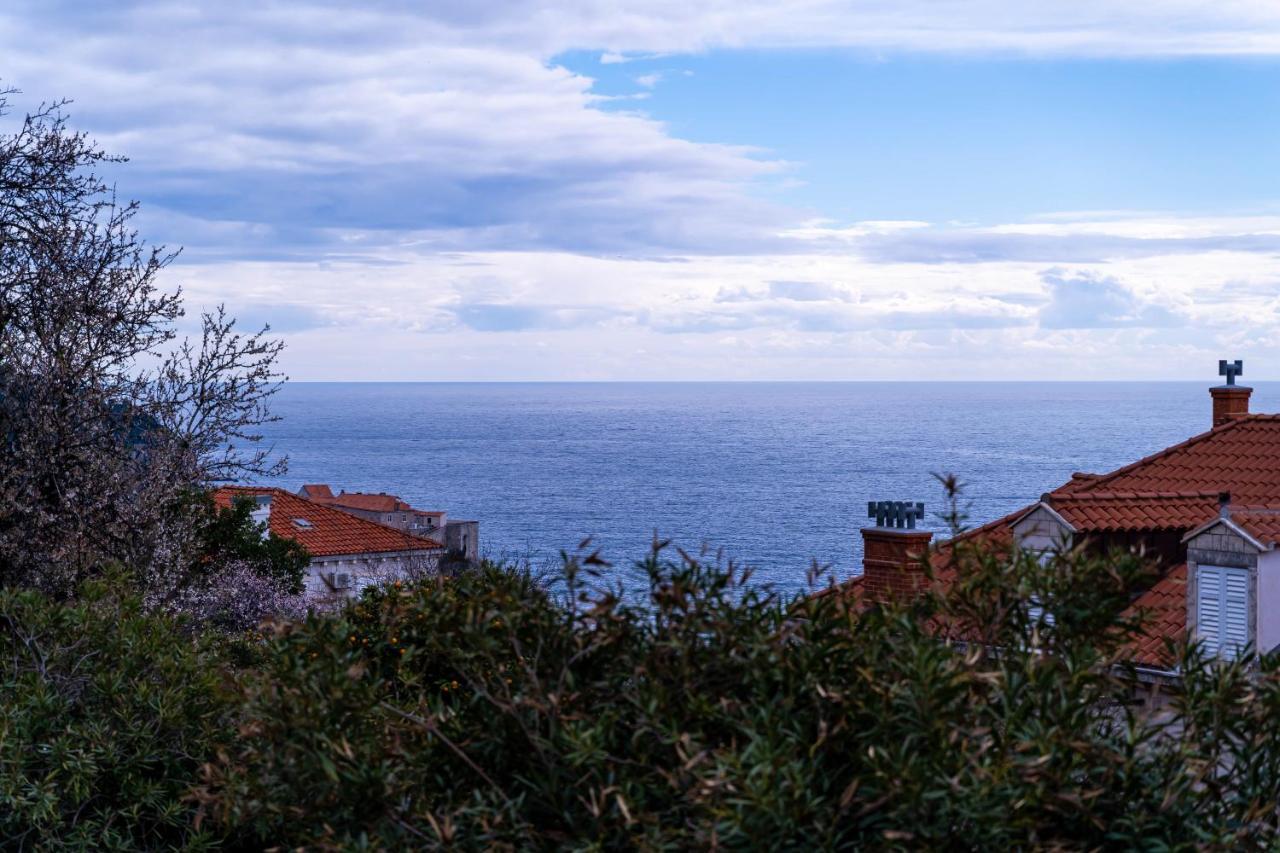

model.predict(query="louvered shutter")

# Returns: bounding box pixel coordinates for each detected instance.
[1197,565,1250,660]
[1223,568,1249,659]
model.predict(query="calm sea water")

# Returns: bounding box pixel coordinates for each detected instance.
[257,382,1278,596]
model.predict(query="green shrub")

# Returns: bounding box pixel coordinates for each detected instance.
[193,540,1280,850]
[7,532,1280,848]
[0,579,231,850]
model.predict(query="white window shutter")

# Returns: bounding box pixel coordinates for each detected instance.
[1223,568,1249,660]
[1197,565,1250,661]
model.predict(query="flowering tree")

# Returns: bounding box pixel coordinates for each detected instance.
[165,560,306,633]
[0,86,284,598]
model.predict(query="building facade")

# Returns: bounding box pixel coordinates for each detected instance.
[215,487,445,605]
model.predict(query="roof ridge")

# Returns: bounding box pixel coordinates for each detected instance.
[1053,490,1221,501]
[1053,414,1266,496]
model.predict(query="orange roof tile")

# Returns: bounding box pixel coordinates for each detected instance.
[330,492,411,513]
[1054,415,1280,504]
[214,487,442,557]
[1121,564,1186,669]
[1226,508,1280,546]
[1047,491,1222,533]
[299,484,334,499]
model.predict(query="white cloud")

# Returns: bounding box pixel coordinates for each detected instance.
[5,2,1280,379]
[160,209,1280,379]
[1037,268,1184,329]
[0,2,791,257]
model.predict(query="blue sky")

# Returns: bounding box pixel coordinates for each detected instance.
[571,52,1280,223]
[4,1,1280,380]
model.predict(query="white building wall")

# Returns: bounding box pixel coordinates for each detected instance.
[305,550,442,605]
[1257,548,1280,654]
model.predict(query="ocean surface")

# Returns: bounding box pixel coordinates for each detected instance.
[257,382,1280,597]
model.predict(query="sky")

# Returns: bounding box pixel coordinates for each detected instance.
[3,1,1280,380]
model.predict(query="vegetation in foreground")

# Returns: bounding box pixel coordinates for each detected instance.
[5,532,1280,851]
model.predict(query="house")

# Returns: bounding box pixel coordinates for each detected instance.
[214,486,445,603]
[297,484,479,564]
[847,362,1280,680]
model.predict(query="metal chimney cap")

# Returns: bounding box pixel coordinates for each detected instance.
[1218,359,1244,386]
[867,500,925,529]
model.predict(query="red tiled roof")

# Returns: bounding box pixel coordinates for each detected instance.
[1047,491,1222,533]
[1054,415,1280,504]
[1121,564,1186,669]
[214,487,443,557]
[300,484,334,499]
[313,491,446,516]
[1226,508,1280,546]
[330,492,411,513]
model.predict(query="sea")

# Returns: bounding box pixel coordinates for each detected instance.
[257,382,1279,598]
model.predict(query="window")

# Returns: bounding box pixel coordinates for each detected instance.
[1025,550,1055,627]
[1197,565,1250,660]
[1027,598,1055,627]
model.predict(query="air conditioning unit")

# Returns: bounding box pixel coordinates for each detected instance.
[328,572,354,591]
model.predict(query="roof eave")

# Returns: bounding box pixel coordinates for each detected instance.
[1009,500,1079,536]
[1181,515,1272,552]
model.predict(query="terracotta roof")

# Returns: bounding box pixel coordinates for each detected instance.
[1226,508,1280,546]
[1054,415,1280,504]
[214,487,442,557]
[1121,564,1186,669]
[299,484,334,499]
[314,491,445,516]
[330,492,411,513]
[1047,492,1222,533]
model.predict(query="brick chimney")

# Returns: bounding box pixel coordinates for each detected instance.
[861,501,933,603]
[1211,359,1250,428]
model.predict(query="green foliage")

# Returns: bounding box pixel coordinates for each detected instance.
[193,543,1277,849]
[8,532,1280,848]
[0,578,230,849]
[192,491,310,593]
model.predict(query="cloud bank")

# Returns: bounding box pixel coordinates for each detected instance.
[3,2,1280,379]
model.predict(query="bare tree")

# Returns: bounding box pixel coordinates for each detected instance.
[0,87,286,598]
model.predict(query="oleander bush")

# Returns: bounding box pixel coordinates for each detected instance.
[191,538,1275,850]
[0,577,231,849]
[6,535,1280,849]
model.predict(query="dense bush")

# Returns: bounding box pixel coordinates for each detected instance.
[6,537,1280,849]
[0,579,230,849]
[193,541,1276,849]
